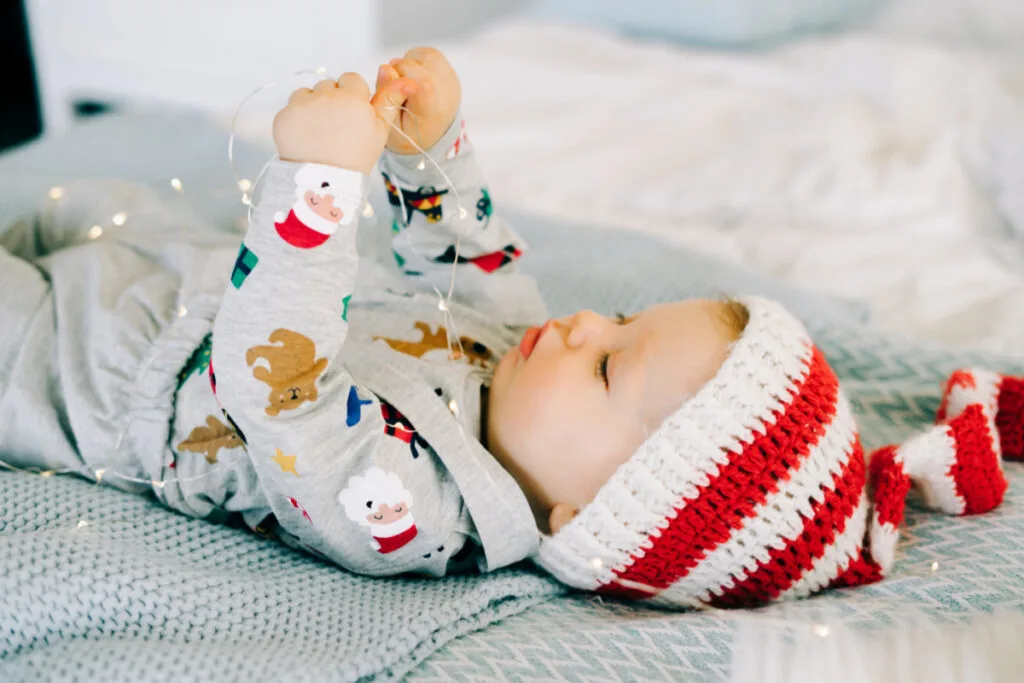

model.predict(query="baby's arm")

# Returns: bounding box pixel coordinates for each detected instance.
[214,72,401,401]
[382,115,525,277]
[375,49,543,326]
[211,73,447,574]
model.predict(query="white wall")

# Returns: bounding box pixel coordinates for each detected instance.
[27,0,378,132]
[25,0,531,135]
[378,0,527,47]
[867,0,1024,46]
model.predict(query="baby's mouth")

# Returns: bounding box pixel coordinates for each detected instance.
[519,321,552,360]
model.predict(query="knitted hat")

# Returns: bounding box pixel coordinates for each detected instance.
[535,297,1023,608]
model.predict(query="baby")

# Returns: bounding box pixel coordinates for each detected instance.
[2,48,1022,608]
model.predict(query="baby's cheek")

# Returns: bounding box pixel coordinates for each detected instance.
[496,381,550,444]
[519,390,572,453]
[510,367,555,409]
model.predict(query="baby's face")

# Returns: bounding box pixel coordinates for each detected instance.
[486,299,739,533]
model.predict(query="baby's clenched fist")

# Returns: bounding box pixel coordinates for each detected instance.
[273,72,416,175]
[377,47,461,155]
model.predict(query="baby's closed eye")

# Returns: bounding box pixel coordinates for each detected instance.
[595,353,611,388]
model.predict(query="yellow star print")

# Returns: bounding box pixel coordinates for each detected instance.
[272,448,299,476]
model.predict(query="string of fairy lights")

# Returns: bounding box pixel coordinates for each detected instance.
[2,67,470,490]
[0,67,950,623]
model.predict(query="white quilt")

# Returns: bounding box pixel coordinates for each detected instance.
[433,19,1024,356]
[226,13,1024,355]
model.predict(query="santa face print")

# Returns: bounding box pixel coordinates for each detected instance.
[338,467,419,554]
[367,501,409,525]
[275,164,361,249]
[304,190,344,223]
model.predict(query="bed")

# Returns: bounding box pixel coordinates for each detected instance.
[2,100,1023,682]
[293,9,1024,358]
[457,21,1024,355]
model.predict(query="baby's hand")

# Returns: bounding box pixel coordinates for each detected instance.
[273,72,417,175]
[377,47,461,155]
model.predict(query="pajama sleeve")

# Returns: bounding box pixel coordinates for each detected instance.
[210,160,455,576]
[379,114,547,328]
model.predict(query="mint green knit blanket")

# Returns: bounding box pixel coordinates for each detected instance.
[3,111,1023,683]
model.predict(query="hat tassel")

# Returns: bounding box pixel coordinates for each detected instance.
[857,369,1021,578]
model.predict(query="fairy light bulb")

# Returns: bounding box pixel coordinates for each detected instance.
[153,480,166,489]
[362,203,374,218]
[591,557,604,570]
[315,66,327,76]
[438,299,448,312]
[931,561,939,573]
[170,177,183,192]
[94,468,106,483]
[48,186,65,200]
[40,471,54,478]
[177,305,188,318]
[237,178,253,192]
[458,207,468,219]
[241,193,252,206]
[112,212,127,226]
[813,624,830,638]
[448,400,459,416]
[87,225,103,240]
[417,159,426,171]
[76,520,90,529]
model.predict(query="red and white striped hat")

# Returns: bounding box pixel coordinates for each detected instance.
[535,297,1022,608]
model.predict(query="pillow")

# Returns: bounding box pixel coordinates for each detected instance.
[510,211,870,332]
[359,185,871,332]
[530,0,880,48]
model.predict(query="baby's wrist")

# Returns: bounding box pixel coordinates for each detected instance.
[386,112,466,165]
[388,114,458,157]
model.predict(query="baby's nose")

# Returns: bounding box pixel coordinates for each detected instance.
[565,310,605,348]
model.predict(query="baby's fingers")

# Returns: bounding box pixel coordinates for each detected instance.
[393,59,432,91]
[311,79,339,93]
[288,87,312,104]
[376,64,400,90]
[336,72,371,100]
[371,76,418,127]
[404,46,446,67]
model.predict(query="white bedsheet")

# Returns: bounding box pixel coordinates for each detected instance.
[432,20,1024,356]
[225,15,1024,355]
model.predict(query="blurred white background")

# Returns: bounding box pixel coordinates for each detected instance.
[25,0,526,133]
[26,0,1024,134]
[15,0,1024,354]
[380,0,527,45]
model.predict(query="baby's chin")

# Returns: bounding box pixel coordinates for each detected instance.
[491,347,514,386]
[490,344,527,402]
